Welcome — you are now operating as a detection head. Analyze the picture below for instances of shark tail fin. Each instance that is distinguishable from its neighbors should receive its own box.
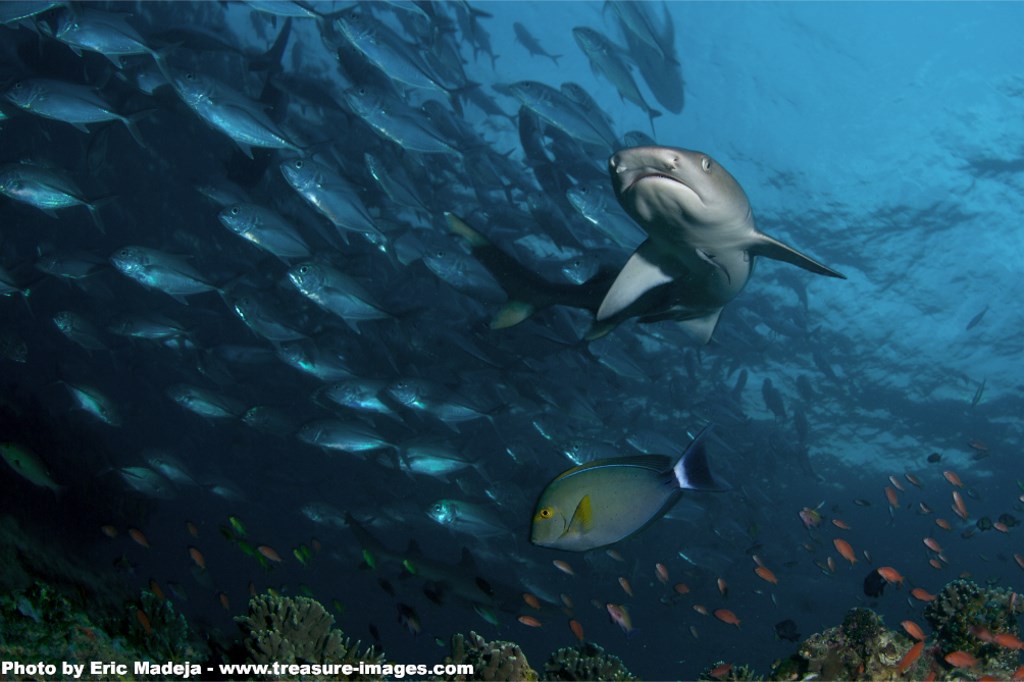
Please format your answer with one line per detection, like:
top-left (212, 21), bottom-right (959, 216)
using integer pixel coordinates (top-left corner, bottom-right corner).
top-left (751, 234), bottom-right (846, 279)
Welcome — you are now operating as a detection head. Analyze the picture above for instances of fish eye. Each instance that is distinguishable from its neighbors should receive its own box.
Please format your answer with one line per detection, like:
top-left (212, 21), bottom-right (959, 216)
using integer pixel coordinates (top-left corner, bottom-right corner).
top-left (185, 72), bottom-right (195, 81)
top-left (538, 507), bottom-right (553, 519)
top-left (701, 157), bottom-right (713, 173)
top-left (298, 265), bottom-right (309, 274)
top-left (230, 207), bottom-right (240, 215)
top-left (294, 160), bottom-right (303, 169)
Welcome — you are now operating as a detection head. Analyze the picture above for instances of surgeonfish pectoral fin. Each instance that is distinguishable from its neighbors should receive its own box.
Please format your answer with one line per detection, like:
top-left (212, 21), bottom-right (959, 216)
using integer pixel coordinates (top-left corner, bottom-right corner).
top-left (596, 240), bottom-right (676, 321)
top-left (490, 301), bottom-right (535, 329)
top-left (672, 425), bottom-right (724, 492)
top-left (677, 308), bottom-right (723, 346)
top-left (750, 233), bottom-right (846, 279)
top-left (565, 495), bottom-right (593, 537)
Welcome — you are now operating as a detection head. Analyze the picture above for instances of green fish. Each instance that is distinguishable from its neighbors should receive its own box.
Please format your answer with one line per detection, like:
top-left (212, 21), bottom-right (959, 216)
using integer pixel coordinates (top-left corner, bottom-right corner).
top-left (530, 425), bottom-right (721, 551)
top-left (228, 515), bottom-right (248, 537)
top-left (0, 443), bottom-right (65, 496)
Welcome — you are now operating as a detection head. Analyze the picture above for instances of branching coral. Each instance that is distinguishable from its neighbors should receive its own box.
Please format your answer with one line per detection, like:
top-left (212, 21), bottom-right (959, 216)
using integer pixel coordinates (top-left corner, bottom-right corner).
top-left (924, 578), bottom-right (1023, 669)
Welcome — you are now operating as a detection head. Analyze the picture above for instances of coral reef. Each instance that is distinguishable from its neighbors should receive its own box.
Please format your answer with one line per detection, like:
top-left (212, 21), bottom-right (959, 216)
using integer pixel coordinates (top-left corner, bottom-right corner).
top-left (543, 642), bottom-right (637, 681)
top-left (924, 578), bottom-right (1024, 670)
top-left (0, 582), bottom-right (153, 681)
top-left (770, 607), bottom-right (915, 681)
top-left (125, 590), bottom-right (208, 663)
top-left (436, 631), bottom-right (538, 681)
top-left (698, 660), bottom-right (761, 681)
top-left (235, 592), bottom-right (384, 680)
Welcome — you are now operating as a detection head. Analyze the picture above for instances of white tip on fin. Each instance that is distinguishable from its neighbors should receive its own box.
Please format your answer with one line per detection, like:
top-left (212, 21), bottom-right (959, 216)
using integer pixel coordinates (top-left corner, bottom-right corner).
top-left (596, 240), bottom-right (676, 321)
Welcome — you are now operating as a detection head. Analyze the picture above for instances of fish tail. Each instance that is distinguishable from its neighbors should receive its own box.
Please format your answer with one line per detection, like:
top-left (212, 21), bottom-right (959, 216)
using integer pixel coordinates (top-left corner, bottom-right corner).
top-left (490, 301), bottom-right (535, 329)
top-left (122, 110), bottom-right (155, 149)
top-left (446, 212), bottom-right (489, 248)
top-left (672, 425), bottom-right (723, 491)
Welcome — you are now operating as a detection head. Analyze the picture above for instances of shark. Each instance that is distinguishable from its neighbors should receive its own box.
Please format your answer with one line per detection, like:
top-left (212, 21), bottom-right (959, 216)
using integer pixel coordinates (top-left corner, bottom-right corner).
top-left (597, 146), bottom-right (846, 344)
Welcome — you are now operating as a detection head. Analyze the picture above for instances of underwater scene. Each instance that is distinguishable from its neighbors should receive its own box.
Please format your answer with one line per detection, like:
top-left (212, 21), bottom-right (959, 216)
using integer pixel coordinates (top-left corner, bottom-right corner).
top-left (1, 1), bottom-right (1023, 680)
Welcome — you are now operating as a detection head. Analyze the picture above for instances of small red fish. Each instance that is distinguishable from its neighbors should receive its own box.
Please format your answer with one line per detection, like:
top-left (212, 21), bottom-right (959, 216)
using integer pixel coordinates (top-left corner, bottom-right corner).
top-left (717, 577), bottom-right (728, 597)
top-left (693, 604), bottom-right (709, 616)
top-left (833, 538), bottom-right (857, 565)
top-left (673, 583), bottom-right (690, 595)
top-left (889, 475), bottom-right (905, 492)
top-left (188, 546), bottom-right (205, 570)
top-left (877, 566), bottom-right (904, 586)
top-left (522, 593), bottom-right (541, 610)
top-left (148, 579), bottom-right (164, 601)
top-left (952, 491), bottom-right (968, 520)
top-left (517, 615), bottom-right (542, 628)
top-left (901, 620), bottom-right (926, 641)
top-left (569, 619), bottom-right (584, 642)
top-left (136, 609), bottom-right (152, 635)
top-left (943, 470), bottom-right (964, 487)
top-left (128, 528), bottom-right (149, 548)
top-left (905, 472), bottom-right (922, 488)
top-left (553, 559), bottom-right (574, 576)
top-left (897, 641), bottom-right (923, 673)
top-left (218, 592), bottom-right (230, 610)
top-left (257, 545), bottom-right (282, 562)
top-left (935, 518), bottom-right (952, 531)
top-left (755, 566), bottom-right (778, 584)
top-left (655, 563), bottom-right (669, 584)
top-left (713, 608), bottom-right (741, 628)
top-left (831, 518), bottom-right (851, 530)
top-left (944, 650), bottom-right (979, 668)
top-left (618, 576), bottom-right (633, 597)
top-left (709, 663), bottom-right (733, 679)
top-left (100, 524), bottom-right (118, 538)
top-left (884, 486), bottom-right (899, 508)
top-left (606, 603), bottom-right (633, 634)
top-left (911, 587), bottom-right (936, 602)
top-left (186, 521), bottom-right (199, 538)
top-left (923, 537), bottom-right (942, 553)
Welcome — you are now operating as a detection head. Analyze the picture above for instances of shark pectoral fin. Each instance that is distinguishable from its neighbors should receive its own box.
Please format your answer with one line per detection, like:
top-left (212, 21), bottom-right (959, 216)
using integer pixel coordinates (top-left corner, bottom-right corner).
top-left (677, 308), bottom-right (723, 345)
top-left (751, 234), bottom-right (846, 279)
top-left (491, 301), bottom-right (535, 329)
top-left (596, 241), bottom-right (676, 321)
top-left (564, 495), bottom-right (592, 537)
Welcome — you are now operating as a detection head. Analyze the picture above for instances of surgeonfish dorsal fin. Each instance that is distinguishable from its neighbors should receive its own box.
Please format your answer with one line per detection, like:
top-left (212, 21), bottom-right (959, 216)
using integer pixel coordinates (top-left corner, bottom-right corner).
top-left (749, 233), bottom-right (846, 279)
top-left (566, 494), bottom-right (593, 536)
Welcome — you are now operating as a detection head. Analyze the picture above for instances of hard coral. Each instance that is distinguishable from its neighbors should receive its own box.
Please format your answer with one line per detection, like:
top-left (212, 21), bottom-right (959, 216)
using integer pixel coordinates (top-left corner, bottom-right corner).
top-left (437, 631), bottom-right (538, 681)
top-left (923, 578), bottom-right (1023, 669)
top-left (544, 642), bottom-right (637, 681)
top-left (235, 592), bottom-right (383, 680)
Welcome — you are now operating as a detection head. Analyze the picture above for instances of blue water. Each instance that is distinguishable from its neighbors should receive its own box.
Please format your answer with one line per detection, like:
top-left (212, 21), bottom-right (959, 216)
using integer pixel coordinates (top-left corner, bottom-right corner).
top-left (1, 2), bottom-right (1022, 679)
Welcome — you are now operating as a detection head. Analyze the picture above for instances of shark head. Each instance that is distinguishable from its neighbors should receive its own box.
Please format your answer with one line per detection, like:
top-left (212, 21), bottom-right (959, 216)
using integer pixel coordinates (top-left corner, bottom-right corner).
top-left (596, 146), bottom-right (845, 344)
top-left (609, 146), bottom-right (752, 246)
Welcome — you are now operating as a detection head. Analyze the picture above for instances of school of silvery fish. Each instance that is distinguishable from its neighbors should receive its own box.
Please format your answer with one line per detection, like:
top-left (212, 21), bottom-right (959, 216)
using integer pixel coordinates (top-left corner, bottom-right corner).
top-left (0, 0), bottom-right (854, 669)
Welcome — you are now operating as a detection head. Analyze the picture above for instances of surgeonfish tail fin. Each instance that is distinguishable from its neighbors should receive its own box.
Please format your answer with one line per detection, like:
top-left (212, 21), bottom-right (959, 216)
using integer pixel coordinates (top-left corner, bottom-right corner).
top-left (672, 424), bottom-right (723, 492)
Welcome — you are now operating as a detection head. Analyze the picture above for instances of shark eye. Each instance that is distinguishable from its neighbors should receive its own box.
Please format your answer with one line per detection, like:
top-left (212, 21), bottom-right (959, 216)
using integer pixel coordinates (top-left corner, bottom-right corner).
top-left (701, 157), bottom-right (713, 173)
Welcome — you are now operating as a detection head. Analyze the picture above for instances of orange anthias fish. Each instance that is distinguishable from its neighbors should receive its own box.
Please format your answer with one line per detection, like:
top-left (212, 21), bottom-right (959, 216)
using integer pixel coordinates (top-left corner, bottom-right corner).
top-left (833, 538), bottom-right (857, 565)
top-left (944, 651), bottom-right (979, 668)
top-left (186, 521), bottom-right (200, 538)
top-left (884, 486), bottom-right (899, 508)
top-left (942, 470), bottom-right (963, 487)
top-left (877, 566), bottom-right (904, 586)
top-left (553, 559), bottom-right (575, 576)
top-left (709, 663), bottom-right (733, 679)
top-left (128, 528), bottom-right (149, 548)
top-left (994, 633), bottom-right (1024, 650)
top-left (901, 620), bottom-right (926, 641)
top-left (517, 615), bottom-right (542, 628)
top-left (655, 563), bottom-right (670, 584)
top-left (897, 641), bottom-right (924, 673)
top-left (100, 524), bottom-right (118, 538)
top-left (188, 546), bottom-right (205, 570)
top-left (1015, 554), bottom-right (1024, 570)
top-left (935, 518), bottom-right (952, 531)
top-left (889, 475), bottom-right (905, 492)
top-left (136, 609), bottom-right (152, 636)
top-left (569, 619), bottom-right (584, 642)
top-left (257, 545), bottom-right (282, 562)
top-left (831, 518), bottom-right (851, 530)
top-left (923, 537), bottom-right (943, 553)
top-left (755, 566), bottom-right (778, 584)
top-left (717, 577), bottom-right (728, 597)
top-left (911, 587), bottom-right (936, 602)
top-left (713, 608), bottom-right (741, 628)
top-left (522, 593), bottom-right (541, 610)
top-left (952, 491), bottom-right (969, 520)
top-left (218, 592), bottom-right (230, 610)
top-left (618, 577), bottom-right (633, 597)
top-left (674, 583), bottom-right (690, 595)
top-left (607, 603), bottom-right (634, 634)
top-left (905, 472), bottom-right (922, 488)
